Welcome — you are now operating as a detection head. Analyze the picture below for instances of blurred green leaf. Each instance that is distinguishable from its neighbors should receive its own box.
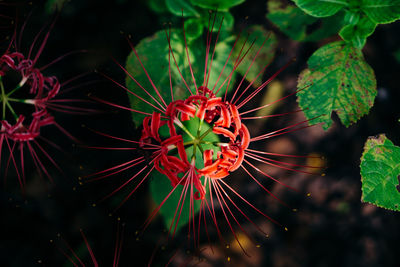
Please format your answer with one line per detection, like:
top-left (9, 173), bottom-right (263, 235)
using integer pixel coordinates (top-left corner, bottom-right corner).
top-left (126, 29), bottom-right (236, 127)
top-left (360, 134), bottom-right (400, 211)
top-left (147, 0), bottom-right (169, 14)
top-left (218, 12), bottom-right (234, 32)
top-left (343, 9), bottom-right (361, 25)
top-left (166, 0), bottom-right (200, 17)
top-left (267, 0), bottom-right (317, 41)
top-left (184, 18), bottom-right (204, 40)
top-left (339, 15), bottom-right (377, 48)
top-left (305, 13), bottom-right (345, 41)
top-left (233, 25), bottom-right (277, 88)
top-left (149, 170), bottom-right (203, 233)
top-left (297, 41), bottom-right (377, 130)
top-left (361, 0), bottom-right (400, 24)
top-left (267, 0), bottom-right (344, 41)
top-left (190, 0), bottom-right (245, 11)
top-left (293, 0), bottom-right (348, 17)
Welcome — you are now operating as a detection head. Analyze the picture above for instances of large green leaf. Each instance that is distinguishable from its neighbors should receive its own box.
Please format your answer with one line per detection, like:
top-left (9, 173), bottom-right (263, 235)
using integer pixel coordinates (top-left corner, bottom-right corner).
top-left (232, 25), bottom-right (277, 88)
top-left (297, 41), bottom-right (377, 130)
top-left (184, 18), bottom-right (204, 40)
top-left (190, 0), bottom-right (245, 11)
top-left (267, 0), bottom-right (317, 41)
top-left (294, 0), bottom-right (348, 17)
top-left (125, 29), bottom-right (236, 127)
top-left (361, 0), bottom-right (400, 24)
top-left (360, 134), bottom-right (400, 211)
top-left (267, 0), bottom-right (344, 41)
top-left (339, 15), bottom-right (377, 48)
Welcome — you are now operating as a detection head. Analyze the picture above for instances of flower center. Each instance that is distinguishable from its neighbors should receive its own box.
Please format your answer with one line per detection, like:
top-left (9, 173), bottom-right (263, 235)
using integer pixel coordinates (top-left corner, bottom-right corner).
top-left (140, 87), bottom-right (250, 187)
top-left (0, 53), bottom-right (59, 141)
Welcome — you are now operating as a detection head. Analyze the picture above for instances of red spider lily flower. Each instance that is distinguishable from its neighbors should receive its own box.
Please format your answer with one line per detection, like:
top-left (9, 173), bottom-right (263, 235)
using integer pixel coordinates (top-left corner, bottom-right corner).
top-left (0, 17), bottom-right (92, 192)
top-left (88, 13), bottom-right (321, 254)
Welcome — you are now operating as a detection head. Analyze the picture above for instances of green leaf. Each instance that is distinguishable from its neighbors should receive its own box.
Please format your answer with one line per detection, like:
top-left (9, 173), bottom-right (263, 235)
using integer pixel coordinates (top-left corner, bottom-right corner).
top-left (267, 0), bottom-right (344, 41)
top-left (166, 0), bottom-right (200, 17)
top-left (297, 41), bottom-right (377, 130)
top-left (126, 29), bottom-right (236, 127)
top-left (219, 12), bottom-right (234, 32)
top-left (190, 0), bottom-right (245, 11)
top-left (304, 12), bottom-right (346, 41)
top-left (339, 15), bottom-right (377, 48)
top-left (361, 0), bottom-right (400, 24)
top-left (233, 25), bottom-right (277, 87)
top-left (360, 134), bottom-right (400, 211)
top-left (343, 9), bottom-right (361, 25)
top-left (147, 0), bottom-right (169, 14)
top-left (184, 18), bottom-right (204, 40)
top-left (150, 170), bottom-right (203, 232)
top-left (267, 0), bottom-right (317, 41)
top-left (293, 0), bottom-right (348, 17)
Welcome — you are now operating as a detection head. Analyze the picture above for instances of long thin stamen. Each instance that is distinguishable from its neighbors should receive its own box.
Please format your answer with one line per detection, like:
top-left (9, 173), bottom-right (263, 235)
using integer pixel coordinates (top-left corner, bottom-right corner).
top-left (104, 62), bottom-right (166, 112)
top-left (230, 33), bottom-right (271, 104)
top-left (182, 11), bottom-right (198, 94)
top-left (163, 26), bottom-right (193, 96)
top-left (237, 59), bottom-right (294, 109)
top-left (205, 13), bottom-right (224, 89)
top-left (242, 162), bottom-right (292, 206)
top-left (211, 179), bottom-right (250, 257)
top-left (239, 84), bottom-right (311, 116)
top-left (126, 37), bottom-right (168, 109)
top-left (80, 229), bottom-right (99, 267)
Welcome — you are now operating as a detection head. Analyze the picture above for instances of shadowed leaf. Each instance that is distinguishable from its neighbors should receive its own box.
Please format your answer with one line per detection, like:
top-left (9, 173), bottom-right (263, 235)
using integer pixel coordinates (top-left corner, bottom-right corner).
top-left (267, 0), bottom-right (344, 41)
top-left (361, 0), bottom-right (400, 24)
top-left (190, 0), bottom-right (245, 11)
top-left (293, 0), bottom-right (347, 17)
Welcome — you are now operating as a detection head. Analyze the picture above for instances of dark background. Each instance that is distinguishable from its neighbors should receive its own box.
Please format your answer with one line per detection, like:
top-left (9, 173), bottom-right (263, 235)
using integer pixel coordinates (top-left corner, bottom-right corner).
top-left (1, 0), bottom-right (400, 266)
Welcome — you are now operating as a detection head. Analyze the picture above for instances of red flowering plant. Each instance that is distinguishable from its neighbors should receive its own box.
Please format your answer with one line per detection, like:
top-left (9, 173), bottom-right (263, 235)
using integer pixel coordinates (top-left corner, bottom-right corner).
top-left (0, 17), bottom-right (91, 192)
top-left (88, 12), bottom-right (320, 255)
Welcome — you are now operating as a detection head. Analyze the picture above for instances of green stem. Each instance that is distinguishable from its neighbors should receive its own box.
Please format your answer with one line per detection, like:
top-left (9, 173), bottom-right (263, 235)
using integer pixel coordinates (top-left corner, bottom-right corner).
top-left (5, 101), bottom-right (18, 120)
top-left (1, 77), bottom-right (6, 120)
top-left (7, 98), bottom-right (31, 104)
top-left (192, 143), bottom-right (197, 160)
top-left (175, 120), bottom-right (196, 140)
top-left (6, 84), bottom-right (22, 97)
top-left (183, 140), bottom-right (195, 146)
top-left (199, 126), bottom-right (214, 140)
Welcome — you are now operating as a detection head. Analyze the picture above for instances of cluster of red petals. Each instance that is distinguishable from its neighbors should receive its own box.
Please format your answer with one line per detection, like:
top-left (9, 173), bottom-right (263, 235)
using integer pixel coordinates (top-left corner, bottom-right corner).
top-left (139, 87), bottom-right (250, 200)
top-left (0, 51), bottom-right (60, 141)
